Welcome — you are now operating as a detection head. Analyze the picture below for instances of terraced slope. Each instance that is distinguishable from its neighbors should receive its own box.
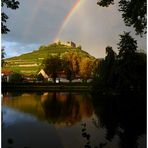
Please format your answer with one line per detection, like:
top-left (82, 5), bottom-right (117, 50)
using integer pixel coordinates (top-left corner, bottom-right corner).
top-left (3, 43), bottom-right (95, 75)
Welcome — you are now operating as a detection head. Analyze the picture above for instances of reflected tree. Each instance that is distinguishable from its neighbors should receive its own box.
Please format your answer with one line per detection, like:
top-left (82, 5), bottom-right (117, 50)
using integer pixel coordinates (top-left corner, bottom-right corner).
top-left (41, 92), bottom-right (93, 125)
top-left (92, 93), bottom-right (146, 148)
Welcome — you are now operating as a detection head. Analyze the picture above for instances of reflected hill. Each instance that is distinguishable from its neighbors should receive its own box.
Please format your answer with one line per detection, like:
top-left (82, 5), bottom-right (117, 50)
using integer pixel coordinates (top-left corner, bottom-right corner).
top-left (2, 92), bottom-right (93, 126)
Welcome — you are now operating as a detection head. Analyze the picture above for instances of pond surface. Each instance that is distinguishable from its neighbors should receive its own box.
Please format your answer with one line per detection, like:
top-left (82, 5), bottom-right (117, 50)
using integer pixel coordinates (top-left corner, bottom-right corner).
top-left (2, 92), bottom-right (146, 148)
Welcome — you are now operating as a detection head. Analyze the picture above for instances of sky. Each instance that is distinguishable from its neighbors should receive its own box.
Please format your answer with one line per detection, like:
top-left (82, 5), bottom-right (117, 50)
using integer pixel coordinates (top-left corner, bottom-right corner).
top-left (2, 0), bottom-right (146, 58)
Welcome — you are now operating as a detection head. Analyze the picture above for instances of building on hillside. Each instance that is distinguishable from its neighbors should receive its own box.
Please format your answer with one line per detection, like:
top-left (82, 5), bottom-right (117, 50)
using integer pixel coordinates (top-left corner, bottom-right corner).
top-left (65, 41), bottom-right (76, 48)
top-left (55, 40), bottom-right (76, 48)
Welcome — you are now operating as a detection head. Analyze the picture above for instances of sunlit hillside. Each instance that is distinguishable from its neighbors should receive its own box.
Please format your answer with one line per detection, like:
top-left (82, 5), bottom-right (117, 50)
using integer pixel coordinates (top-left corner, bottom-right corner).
top-left (3, 42), bottom-right (96, 75)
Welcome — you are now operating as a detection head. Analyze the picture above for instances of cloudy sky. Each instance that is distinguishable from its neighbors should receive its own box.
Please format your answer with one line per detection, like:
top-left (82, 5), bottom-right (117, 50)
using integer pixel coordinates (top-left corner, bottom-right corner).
top-left (2, 0), bottom-right (146, 58)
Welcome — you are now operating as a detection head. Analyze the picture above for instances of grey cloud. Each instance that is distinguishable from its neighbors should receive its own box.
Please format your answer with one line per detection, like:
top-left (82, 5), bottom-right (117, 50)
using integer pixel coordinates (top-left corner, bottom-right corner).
top-left (2, 0), bottom-right (77, 44)
top-left (59, 0), bottom-right (146, 58)
top-left (2, 0), bottom-right (146, 58)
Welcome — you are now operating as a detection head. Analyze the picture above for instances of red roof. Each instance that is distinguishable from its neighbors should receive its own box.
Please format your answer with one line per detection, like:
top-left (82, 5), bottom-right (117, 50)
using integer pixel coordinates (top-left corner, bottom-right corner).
top-left (2, 70), bottom-right (13, 75)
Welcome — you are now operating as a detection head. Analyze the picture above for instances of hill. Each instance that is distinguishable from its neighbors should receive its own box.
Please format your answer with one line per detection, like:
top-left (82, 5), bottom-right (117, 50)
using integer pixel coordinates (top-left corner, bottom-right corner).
top-left (3, 42), bottom-right (96, 75)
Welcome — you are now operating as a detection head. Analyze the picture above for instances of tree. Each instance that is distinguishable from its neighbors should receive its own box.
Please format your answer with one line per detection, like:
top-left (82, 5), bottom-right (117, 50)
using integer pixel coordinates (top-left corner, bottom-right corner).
top-left (1, 46), bottom-right (6, 67)
top-left (62, 51), bottom-right (80, 78)
top-left (77, 45), bottom-right (82, 50)
top-left (35, 74), bottom-right (44, 82)
top-left (92, 46), bottom-right (117, 93)
top-left (97, 0), bottom-right (146, 36)
top-left (79, 58), bottom-right (93, 82)
top-left (43, 55), bottom-right (62, 83)
top-left (105, 46), bottom-right (116, 65)
top-left (9, 72), bottom-right (23, 83)
top-left (117, 32), bottom-right (137, 59)
top-left (2, 0), bottom-right (20, 34)
top-left (62, 59), bottom-right (74, 83)
top-left (115, 32), bottom-right (146, 93)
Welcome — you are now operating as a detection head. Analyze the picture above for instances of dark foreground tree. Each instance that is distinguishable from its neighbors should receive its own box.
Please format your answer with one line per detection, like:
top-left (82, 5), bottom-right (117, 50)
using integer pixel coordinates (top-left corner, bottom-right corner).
top-left (93, 32), bottom-right (146, 94)
top-left (117, 32), bottom-right (137, 58)
top-left (1, 46), bottom-right (6, 67)
top-left (92, 46), bottom-right (117, 93)
top-left (97, 0), bottom-right (146, 36)
top-left (116, 32), bottom-right (146, 93)
top-left (2, 0), bottom-right (20, 34)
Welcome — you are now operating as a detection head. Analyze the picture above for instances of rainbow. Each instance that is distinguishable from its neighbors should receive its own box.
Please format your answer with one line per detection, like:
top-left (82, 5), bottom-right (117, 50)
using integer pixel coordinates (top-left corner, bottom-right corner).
top-left (54, 0), bottom-right (84, 42)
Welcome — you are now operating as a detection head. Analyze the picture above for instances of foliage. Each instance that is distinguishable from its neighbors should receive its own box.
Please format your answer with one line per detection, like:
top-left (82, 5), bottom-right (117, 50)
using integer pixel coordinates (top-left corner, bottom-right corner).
top-left (62, 51), bottom-right (81, 78)
top-left (4, 43), bottom-right (94, 75)
top-left (1, 46), bottom-right (6, 67)
top-left (93, 32), bottom-right (146, 94)
top-left (97, 0), bottom-right (146, 36)
top-left (9, 72), bottom-right (23, 83)
top-left (117, 32), bottom-right (137, 58)
top-left (2, 0), bottom-right (20, 34)
top-left (92, 46), bottom-right (117, 92)
top-left (79, 58), bottom-right (93, 82)
top-left (43, 55), bottom-right (62, 83)
top-left (97, 0), bottom-right (114, 7)
top-left (62, 59), bottom-right (74, 82)
top-left (62, 51), bottom-right (96, 82)
top-left (35, 74), bottom-right (44, 82)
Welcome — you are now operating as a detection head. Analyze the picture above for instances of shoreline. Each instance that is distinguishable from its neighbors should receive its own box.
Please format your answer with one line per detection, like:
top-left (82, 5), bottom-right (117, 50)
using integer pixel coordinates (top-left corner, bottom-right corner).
top-left (2, 82), bottom-right (91, 92)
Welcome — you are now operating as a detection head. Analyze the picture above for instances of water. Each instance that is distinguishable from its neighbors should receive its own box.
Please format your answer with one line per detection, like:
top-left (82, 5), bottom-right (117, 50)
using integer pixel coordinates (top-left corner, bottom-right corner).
top-left (2, 92), bottom-right (146, 148)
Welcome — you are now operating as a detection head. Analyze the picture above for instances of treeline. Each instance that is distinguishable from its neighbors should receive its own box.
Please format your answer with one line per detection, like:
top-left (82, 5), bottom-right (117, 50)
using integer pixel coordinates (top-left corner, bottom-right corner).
top-left (92, 32), bottom-right (146, 95)
top-left (41, 51), bottom-right (96, 83)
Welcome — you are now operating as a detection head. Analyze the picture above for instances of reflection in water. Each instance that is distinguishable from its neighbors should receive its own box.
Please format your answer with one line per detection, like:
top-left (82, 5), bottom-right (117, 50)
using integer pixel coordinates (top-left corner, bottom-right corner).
top-left (2, 92), bottom-right (146, 148)
top-left (42, 92), bottom-right (93, 125)
top-left (92, 93), bottom-right (146, 148)
top-left (3, 92), bottom-right (93, 126)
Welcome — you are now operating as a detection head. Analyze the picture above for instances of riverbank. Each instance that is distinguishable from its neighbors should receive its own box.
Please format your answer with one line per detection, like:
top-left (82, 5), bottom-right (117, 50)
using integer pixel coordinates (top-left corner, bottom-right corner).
top-left (2, 82), bottom-right (91, 92)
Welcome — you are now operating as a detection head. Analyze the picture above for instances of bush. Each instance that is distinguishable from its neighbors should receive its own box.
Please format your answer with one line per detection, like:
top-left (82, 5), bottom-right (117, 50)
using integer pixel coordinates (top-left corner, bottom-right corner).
top-left (9, 73), bottom-right (23, 83)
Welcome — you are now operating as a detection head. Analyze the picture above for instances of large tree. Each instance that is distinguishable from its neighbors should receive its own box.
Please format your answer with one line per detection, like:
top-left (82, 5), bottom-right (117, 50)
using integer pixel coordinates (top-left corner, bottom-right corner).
top-left (62, 59), bottom-right (74, 83)
top-left (2, 0), bottom-right (20, 34)
top-left (79, 57), bottom-right (93, 82)
top-left (62, 51), bottom-right (80, 77)
top-left (43, 56), bottom-right (62, 83)
top-left (97, 0), bottom-right (146, 36)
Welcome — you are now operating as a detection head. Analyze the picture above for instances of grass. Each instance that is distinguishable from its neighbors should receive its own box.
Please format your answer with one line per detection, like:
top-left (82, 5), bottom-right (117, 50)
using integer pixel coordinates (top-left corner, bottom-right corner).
top-left (4, 43), bottom-right (95, 75)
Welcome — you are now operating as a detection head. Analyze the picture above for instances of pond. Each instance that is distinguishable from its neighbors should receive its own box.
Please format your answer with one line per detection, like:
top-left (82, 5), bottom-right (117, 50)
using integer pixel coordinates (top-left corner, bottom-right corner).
top-left (2, 92), bottom-right (146, 148)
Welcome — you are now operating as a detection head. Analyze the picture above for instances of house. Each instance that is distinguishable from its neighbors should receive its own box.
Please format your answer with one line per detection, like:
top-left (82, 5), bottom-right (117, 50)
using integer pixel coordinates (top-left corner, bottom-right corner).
top-left (1, 70), bottom-right (13, 82)
top-left (38, 69), bottom-right (49, 79)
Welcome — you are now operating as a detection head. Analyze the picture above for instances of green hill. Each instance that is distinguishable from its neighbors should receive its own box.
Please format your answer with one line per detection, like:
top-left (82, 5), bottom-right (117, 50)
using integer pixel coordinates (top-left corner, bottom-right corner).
top-left (3, 42), bottom-right (95, 75)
